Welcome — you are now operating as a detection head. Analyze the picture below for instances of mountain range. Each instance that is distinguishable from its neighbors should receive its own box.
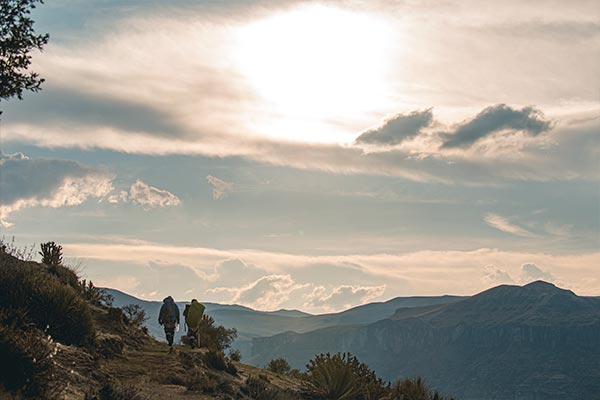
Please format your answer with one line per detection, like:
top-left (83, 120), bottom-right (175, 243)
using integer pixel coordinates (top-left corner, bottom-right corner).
top-left (251, 281), bottom-right (600, 400)
top-left (105, 287), bottom-right (462, 356)
top-left (106, 281), bottom-right (600, 399)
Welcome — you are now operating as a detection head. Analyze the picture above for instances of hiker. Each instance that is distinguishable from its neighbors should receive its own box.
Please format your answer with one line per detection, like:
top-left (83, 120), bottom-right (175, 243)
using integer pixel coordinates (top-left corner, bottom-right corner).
top-left (183, 299), bottom-right (205, 348)
top-left (158, 296), bottom-right (180, 347)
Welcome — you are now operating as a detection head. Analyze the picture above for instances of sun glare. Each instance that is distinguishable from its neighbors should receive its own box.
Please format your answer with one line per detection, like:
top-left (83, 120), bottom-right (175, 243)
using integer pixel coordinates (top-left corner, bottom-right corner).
top-left (233, 5), bottom-right (392, 143)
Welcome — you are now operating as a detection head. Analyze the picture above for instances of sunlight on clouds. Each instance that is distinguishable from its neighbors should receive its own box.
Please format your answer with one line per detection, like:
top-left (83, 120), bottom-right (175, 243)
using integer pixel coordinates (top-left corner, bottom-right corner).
top-left (63, 241), bottom-right (600, 306)
top-left (233, 4), bottom-right (394, 143)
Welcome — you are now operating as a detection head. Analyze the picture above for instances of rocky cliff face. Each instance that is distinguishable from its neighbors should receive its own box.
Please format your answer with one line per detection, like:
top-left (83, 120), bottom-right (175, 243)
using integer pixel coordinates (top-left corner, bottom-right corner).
top-left (251, 281), bottom-right (600, 400)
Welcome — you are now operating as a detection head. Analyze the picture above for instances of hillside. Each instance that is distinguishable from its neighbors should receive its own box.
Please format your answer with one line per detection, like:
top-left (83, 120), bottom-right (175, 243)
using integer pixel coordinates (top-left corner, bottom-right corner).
top-left (0, 251), bottom-right (307, 399)
top-left (0, 248), bottom-right (456, 400)
top-left (250, 281), bottom-right (600, 400)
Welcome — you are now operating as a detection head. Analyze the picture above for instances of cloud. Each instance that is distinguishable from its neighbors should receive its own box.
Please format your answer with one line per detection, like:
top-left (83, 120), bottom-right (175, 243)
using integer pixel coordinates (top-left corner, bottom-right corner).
top-left (544, 222), bottom-right (573, 237)
top-left (484, 213), bottom-right (536, 237)
top-left (305, 284), bottom-right (386, 312)
top-left (355, 109), bottom-right (433, 146)
top-left (207, 274), bottom-right (308, 310)
top-left (0, 152), bottom-right (113, 227)
top-left (66, 240), bottom-right (600, 305)
top-left (211, 259), bottom-right (265, 286)
top-left (482, 265), bottom-right (514, 284)
top-left (207, 175), bottom-right (233, 200)
top-left (520, 262), bottom-right (554, 282)
top-left (441, 104), bottom-right (552, 149)
top-left (121, 180), bottom-right (181, 208)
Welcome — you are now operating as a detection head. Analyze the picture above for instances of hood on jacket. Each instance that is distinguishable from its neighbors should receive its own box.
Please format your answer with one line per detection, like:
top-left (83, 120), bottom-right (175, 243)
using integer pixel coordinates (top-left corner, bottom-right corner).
top-left (163, 296), bottom-right (174, 303)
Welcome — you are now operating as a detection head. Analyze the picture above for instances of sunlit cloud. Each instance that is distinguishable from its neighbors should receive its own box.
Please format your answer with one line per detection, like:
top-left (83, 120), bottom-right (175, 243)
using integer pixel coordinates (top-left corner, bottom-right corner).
top-left (484, 213), bottom-right (536, 238)
top-left (305, 284), bottom-right (386, 312)
top-left (122, 180), bottom-right (181, 208)
top-left (63, 240), bottom-right (600, 307)
top-left (207, 175), bottom-right (234, 200)
top-left (0, 153), bottom-right (113, 227)
top-left (520, 262), bottom-right (554, 283)
top-left (482, 265), bottom-right (514, 284)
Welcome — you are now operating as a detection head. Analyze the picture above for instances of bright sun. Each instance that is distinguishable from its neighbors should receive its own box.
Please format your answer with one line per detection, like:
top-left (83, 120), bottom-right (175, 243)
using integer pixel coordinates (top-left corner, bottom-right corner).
top-left (233, 5), bottom-right (392, 143)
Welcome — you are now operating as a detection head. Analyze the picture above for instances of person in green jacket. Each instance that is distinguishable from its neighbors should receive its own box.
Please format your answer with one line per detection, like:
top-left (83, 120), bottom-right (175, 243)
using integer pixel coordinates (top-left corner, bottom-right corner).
top-left (183, 299), bottom-right (205, 348)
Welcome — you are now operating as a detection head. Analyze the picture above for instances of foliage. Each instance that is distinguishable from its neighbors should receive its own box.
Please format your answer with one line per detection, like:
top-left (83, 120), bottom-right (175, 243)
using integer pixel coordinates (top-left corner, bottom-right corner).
top-left (228, 348), bottom-right (242, 362)
top-left (268, 357), bottom-right (292, 374)
top-left (0, 309), bottom-right (63, 398)
top-left (185, 368), bottom-right (219, 393)
top-left (197, 314), bottom-right (237, 351)
top-left (39, 241), bottom-right (63, 266)
top-left (48, 261), bottom-right (79, 289)
top-left (304, 352), bottom-right (389, 400)
top-left (245, 374), bottom-right (301, 400)
top-left (121, 304), bottom-right (148, 327)
top-left (388, 377), bottom-right (456, 400)
top-left (80, 279), bottom-right (114, 307)
top-left (203, 349), bottom-right (226, 370)
top-left (0, 0), bottom-right (49, 104)
top-left (0, 236), bottom-right (36, 261)
top-left (0, 254), bottom-right (95, 345)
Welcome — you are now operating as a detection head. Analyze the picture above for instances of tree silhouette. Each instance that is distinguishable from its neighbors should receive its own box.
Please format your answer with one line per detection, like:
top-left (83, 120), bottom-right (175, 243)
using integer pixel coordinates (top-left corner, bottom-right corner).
top-left (1, 0), bottom-right (49, 105)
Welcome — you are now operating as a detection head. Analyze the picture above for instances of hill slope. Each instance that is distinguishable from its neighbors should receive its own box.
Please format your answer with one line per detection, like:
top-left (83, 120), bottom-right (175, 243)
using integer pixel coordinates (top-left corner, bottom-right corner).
top-left (251, 281), bottom-right (600, 400)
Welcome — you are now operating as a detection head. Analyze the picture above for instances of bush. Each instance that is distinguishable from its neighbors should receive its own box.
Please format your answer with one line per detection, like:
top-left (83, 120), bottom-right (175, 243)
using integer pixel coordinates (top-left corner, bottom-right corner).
top-left (304, 352), bottom-right (388, 400)
top-left (228, 348), bottom-right (242, 362)
top-left (389, 377), bottom-right (456, 400)
top-left (121, 304), bottom-right (148, 328)
top-left (268, 357), bottom-right (291, 374)
top-left (0, 255), bottom-right (95, 345)
top-left (0, 309), bottom-right (63, 398)
top-left (95, 333), bottom-right (124, 359)
top-left (39, 241), bottom-right (63, 266)
top-left (203, 349), bottom-right (228, 371)
top-left (0, 236), bottom-right (36, 261)
top-left (197, 314), bottom-right (237, 351)
top-left (245, 374), bottom-right (301, 400)
top-left (80, 279), bottom-right (114, 307)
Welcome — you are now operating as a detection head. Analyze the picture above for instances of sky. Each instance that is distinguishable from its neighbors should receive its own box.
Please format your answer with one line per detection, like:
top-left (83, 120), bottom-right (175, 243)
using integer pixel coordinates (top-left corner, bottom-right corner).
top-left (0, 0), bottom-right (598, 313)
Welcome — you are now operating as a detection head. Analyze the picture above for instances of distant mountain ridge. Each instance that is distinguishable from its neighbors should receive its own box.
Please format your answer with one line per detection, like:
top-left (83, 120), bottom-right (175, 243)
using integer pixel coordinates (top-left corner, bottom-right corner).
top-left (250, 281), bottom-right (600, 400)
top-left (103, 288), bottom-right (463, 354)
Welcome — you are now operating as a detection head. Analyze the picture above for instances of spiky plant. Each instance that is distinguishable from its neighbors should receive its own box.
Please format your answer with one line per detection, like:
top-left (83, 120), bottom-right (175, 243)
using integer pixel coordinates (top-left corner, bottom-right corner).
top-left (305, 353), bottom-right (377, 400)
top-left (39, 241), bottom-right (62, 266)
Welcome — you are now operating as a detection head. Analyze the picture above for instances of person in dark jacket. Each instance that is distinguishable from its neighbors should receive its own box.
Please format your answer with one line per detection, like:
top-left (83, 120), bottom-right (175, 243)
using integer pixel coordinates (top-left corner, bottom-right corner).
top-left (158, 296), bottom-right (180, 346)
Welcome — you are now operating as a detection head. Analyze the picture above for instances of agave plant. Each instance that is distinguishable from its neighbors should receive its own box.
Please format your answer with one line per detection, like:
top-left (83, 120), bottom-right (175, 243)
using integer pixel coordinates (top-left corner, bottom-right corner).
top-left (306, 353), bottom-right (379, 400)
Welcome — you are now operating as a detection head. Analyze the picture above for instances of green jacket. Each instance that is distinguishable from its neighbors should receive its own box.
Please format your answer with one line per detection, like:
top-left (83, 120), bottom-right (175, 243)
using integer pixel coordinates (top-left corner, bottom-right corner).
top-left (184, 300), bottom-right (205, 328)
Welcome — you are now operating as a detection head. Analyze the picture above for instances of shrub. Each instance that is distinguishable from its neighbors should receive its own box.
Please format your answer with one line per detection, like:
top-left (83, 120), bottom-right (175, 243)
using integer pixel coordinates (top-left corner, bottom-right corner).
top-left (197, 314), bottom-right (237, 351)
top-left (121, 304), bottom-right (148, 328)
top-left (228, 348), bottom-right (242, 362)
top-left (95, 333), bottom-right (124, 359)
top-left (245, 374), bottom-right (301, 400)
top-left (389, 377), bottom-right (456, 400)
top-left (304, 352), bottom-right (388, 400)
top-left (80, 279), bottom-right (114, 307)
top-left (0, 256), bottom-right (95, 345)
top-left (39, 241), bottom-right (63, 266)
top-left (268, 357), bottom-right (291, 374)
top-left (185, 368), bottom-right (219, 393)
top-left (203, 349), bottom-right (228, 371)
top-left (0, 309), bottom-right (63, 398)
top-left (0, 236), bottom-right (36, 261)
